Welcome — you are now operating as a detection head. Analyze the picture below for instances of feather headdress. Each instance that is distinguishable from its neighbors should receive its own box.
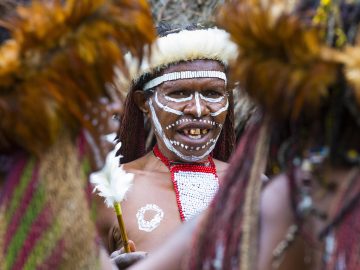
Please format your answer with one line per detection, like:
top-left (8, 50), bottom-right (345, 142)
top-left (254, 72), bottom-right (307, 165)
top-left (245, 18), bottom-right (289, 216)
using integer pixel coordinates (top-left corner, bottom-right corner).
top-left (217, 0), bottom-right (360, 119)
top-left (0, 0), bottom-right (155, 155)
top-left (217, 0), bottom-right (339, 118)
top-left (114, 27), bottom-right (238, 92)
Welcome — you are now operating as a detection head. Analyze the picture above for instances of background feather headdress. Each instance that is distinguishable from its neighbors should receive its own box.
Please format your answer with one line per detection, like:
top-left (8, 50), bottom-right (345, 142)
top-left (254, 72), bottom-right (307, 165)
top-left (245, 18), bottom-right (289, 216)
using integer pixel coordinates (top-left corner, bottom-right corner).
top-left (217, 0), bottom-right (360, 120)
top-left (0, 0), bottom-right (155, 156)
top-left (197, 1), bottom-right (360, 269)
top-left (216, 0), bottom-right (340, 119)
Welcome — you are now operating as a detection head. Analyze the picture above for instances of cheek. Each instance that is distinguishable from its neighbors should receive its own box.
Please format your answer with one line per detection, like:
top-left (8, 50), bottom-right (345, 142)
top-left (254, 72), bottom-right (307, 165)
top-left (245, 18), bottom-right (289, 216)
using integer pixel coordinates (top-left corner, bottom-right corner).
top-left (209, 101), bottom-right (228, 122)
top-left (215, 111), bottom-right (227, 125)
top-left (150, 107), bottom-right (178, 132)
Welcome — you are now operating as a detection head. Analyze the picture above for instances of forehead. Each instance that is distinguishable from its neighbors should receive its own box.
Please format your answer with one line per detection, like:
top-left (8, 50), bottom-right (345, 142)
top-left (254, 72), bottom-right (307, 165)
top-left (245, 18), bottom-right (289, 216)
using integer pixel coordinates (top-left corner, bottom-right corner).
top-left (156, 60), bottom-right (226, 91)
top-left (161, 59), bottom-right (225, 74)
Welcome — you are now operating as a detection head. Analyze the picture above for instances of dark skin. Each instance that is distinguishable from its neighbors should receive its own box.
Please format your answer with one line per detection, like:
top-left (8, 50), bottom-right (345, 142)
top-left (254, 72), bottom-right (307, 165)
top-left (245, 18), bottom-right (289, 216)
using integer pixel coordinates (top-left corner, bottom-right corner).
top-left (128, 174), bottom-right (306, 270)
top-left (109, 59), bottom-right (230, 268)
top-left (134, 60), bottom-right (228, 162)
top-left (258, 174), bottom-right (308, 270)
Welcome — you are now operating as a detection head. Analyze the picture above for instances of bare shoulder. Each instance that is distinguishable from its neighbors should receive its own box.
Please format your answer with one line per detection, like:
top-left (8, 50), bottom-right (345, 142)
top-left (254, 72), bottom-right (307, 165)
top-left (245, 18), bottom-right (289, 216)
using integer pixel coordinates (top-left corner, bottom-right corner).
top-left (261, 173), bottom-right (293, 221)
top-left (212, 159), bottom-right (228, 182)
top-left (258, 173), bottom-right (298, 270)
top-left (121, 152), bottom-right (159, 174)
top-left (213, 158), bottom-right (228, 172)
top-left (122, 155), bottom-right (148, 171)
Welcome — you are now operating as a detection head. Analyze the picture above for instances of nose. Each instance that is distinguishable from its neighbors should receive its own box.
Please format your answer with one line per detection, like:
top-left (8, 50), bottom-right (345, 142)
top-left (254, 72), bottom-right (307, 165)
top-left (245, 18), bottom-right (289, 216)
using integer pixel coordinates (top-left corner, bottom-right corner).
top-left (183, 92), bottom-right (210, 118)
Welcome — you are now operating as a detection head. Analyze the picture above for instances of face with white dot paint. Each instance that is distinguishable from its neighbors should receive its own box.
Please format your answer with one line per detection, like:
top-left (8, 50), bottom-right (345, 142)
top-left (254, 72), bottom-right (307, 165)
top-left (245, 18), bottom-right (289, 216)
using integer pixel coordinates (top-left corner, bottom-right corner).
top-left (84, 97), bottom-right (122, 171)
top-left (144, 60), bottom-right (229, 162)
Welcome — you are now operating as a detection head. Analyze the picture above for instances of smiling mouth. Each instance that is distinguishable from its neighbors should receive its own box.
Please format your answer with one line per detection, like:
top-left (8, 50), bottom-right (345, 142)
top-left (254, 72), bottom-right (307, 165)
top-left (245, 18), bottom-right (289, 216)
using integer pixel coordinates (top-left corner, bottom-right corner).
top-left (181, 128), bottom-right (209, 139)
top-left (170, 125), bottom-right (217, 151)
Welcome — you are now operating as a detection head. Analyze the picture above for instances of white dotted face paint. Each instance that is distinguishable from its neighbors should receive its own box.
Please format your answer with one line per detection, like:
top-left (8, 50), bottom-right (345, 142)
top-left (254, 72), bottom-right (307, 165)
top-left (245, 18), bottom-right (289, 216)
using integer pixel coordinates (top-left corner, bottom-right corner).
top-left (144, 63), bottom-right (230, 162)
top-left (148, 98), bottom-right (219, 162)
top-left (136, 204), bottom-right (164, 232)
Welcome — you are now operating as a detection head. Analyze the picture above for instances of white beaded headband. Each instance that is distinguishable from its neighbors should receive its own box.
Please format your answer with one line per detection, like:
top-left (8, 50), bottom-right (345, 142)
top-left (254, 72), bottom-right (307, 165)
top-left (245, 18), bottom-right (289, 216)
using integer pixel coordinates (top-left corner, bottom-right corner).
top-left (143, 70), bottom-right (227, 91)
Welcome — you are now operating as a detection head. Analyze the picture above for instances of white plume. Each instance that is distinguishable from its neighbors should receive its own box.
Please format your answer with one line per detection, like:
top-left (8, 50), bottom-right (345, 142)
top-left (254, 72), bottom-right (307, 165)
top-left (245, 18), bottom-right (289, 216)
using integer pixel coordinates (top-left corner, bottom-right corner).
top-left (90, 142), bottom-right (134, 208)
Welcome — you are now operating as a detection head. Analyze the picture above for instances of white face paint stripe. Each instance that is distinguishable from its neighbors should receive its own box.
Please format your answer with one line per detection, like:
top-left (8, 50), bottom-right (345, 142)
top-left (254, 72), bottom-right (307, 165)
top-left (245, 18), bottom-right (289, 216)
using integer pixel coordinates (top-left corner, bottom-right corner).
top-left (195, 92), bottom-right (202, 118)
top-left (144, 71), bottom-right (227, 91)
top-left (210, 99), bottom-right (229, 117)
top-left (199, 94), bottom-right (224, 103)
top-left (148, 99), bottom-right (220, 162)
top-left (154, 92), bottom-right (184, 116)
top-left (164, 94), bottom-right (193, 103)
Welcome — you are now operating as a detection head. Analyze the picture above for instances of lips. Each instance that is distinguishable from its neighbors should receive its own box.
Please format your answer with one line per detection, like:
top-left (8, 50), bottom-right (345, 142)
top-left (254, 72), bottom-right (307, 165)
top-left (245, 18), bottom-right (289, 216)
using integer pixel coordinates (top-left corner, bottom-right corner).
top-left (169, 120), bottom-right (217, 150)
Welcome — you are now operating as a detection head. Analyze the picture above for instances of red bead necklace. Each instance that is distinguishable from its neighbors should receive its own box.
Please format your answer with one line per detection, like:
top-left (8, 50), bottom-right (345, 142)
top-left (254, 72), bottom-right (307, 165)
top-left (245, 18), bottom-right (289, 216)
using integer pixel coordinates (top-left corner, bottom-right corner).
top-left (153, 145), bottom-right (219, 221)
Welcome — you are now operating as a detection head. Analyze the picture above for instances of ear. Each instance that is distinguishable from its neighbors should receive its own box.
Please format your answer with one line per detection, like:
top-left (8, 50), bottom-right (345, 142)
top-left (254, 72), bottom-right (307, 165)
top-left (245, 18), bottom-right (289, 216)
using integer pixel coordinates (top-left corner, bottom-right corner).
top-left (133, 90), bottom-right (150, 114)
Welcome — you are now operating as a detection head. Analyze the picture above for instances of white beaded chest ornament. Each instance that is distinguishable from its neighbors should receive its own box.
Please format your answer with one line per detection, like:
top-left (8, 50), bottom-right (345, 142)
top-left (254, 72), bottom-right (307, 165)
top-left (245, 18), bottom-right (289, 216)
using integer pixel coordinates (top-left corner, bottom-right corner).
top-left (153, 145), bottom-right (219, 221)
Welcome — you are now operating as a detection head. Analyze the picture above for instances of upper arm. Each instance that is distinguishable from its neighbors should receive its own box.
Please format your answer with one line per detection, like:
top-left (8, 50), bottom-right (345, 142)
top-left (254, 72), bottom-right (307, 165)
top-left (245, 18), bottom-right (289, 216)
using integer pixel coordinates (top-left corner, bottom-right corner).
top-left (257, 174), bottom-right (295, 270)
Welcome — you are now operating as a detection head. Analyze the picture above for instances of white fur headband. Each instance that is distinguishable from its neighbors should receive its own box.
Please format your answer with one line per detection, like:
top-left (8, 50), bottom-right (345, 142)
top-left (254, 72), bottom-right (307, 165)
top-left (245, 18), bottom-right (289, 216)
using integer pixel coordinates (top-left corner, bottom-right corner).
top-left (114, 28), bottom-right (238, 94)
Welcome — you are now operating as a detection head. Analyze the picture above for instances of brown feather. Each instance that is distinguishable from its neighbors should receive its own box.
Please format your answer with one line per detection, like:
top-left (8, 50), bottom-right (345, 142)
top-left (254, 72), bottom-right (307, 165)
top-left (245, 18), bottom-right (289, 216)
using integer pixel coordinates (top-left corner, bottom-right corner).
top-left (343, 46), bottom-right (360, 105)
top-left (0, 0), bottom-right (155, 155)
top-left (216, 0), bottom-right (339, 119)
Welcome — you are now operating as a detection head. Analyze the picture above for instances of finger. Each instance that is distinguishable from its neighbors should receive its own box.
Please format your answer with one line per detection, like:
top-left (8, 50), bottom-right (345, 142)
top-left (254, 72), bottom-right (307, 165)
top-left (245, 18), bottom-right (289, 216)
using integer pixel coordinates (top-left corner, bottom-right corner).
top-left (112, 252), bottom-right (148, 269)
top-left (128, 240), bottom-right (136, 252)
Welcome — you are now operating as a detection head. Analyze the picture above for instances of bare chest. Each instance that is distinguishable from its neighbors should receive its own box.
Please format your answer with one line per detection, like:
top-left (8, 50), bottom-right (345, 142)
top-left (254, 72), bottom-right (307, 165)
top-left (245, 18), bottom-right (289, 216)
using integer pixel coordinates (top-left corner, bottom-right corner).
top-left (120, 173), bottom-right (182, 251)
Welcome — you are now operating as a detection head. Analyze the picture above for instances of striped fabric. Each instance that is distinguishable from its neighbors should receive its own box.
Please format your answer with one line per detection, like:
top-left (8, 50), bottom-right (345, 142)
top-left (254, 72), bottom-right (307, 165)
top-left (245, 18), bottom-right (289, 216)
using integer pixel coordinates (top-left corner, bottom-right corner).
top-left (0, 154), bottom-right (65, 270)
top-left (0, 134), bottom-right (100, 270)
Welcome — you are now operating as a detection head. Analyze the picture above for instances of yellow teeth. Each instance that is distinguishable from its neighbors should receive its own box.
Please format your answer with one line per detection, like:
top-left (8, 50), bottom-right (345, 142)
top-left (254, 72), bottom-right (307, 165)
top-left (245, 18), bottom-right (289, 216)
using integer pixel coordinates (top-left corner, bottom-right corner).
top-left (190, 128), bottom-right (201, 135)
top-left (186, 128), bottom-right (208, 136)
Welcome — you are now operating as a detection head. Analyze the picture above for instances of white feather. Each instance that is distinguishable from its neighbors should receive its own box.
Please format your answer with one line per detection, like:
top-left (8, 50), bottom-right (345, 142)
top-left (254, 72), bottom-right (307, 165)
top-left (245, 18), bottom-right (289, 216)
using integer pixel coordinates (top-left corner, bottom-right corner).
top-left (90, 142), bottom-right (134, 208)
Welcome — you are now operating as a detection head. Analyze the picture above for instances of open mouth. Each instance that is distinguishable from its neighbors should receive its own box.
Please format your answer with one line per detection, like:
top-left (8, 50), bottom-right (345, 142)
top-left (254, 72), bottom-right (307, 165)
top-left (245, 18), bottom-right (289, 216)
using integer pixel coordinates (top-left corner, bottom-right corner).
top-left (181, 128), bottom-right (209, 139)
top-left (168, 119), bottom-right (218, 151)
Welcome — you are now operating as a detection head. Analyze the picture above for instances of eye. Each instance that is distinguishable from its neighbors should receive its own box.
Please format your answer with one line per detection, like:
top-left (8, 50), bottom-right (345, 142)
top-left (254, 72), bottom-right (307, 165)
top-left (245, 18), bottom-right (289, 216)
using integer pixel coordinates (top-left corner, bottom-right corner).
top-left (112, 113), bottom-right (120, 121)
top-left (203, 90), bottom-right (224, 98)
top-left (167, 90), bottom-right (192, 98)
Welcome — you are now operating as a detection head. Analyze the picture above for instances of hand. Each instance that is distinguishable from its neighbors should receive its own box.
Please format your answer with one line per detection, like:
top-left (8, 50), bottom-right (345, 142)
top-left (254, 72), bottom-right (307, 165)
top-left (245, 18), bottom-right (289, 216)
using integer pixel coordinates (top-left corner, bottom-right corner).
top-left (110, 240), bottom-right (148, 269)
